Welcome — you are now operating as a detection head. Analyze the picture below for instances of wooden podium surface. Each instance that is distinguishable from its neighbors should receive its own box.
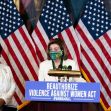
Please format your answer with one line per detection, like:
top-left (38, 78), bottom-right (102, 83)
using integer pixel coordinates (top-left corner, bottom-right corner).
top-left (48, 70), bottom-right (82, 82)
top-left (48, 70), bottom-right (81, 77)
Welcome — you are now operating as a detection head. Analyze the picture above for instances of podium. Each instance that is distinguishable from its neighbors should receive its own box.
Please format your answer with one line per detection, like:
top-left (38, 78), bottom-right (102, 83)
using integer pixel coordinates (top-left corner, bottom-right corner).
top-left (23, 71), bottom-right (102, 111)
top-left (48, 69), bottom-right (81, 82)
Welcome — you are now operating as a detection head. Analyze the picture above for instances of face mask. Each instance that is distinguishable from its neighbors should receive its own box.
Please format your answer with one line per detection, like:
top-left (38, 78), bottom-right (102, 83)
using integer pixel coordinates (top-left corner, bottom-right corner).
top-left (49, 51), bottom-right (63, 60)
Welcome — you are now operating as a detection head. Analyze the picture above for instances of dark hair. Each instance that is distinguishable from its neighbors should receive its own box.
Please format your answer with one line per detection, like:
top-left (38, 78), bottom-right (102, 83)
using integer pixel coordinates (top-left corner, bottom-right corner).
top-left (47, 38), bottom-right (68, 60)
top-left (0, 44), bottom-right (2, 54)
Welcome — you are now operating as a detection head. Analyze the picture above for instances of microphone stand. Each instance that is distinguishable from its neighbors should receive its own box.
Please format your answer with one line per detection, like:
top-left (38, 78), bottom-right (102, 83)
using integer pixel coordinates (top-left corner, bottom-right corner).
top-left (58, 51), bottom-right (64, 82)
top-left (51, 50), bottom-right (64, 82)
top-left (51, 59), bottom-right (61, 82)
top-left (52, 59), bottom-right (56, 70)
top-left (67, 65), bottom-right (72, 82)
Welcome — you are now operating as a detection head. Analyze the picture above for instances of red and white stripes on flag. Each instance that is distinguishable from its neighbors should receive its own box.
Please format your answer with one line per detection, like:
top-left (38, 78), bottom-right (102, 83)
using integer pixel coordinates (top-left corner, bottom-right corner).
top-left (0, 25), bottom-right (39, 105)
top-left (75, 0), bottom-right (111, 110)
top-left (32, 21), bottom-right (49, 62)
top-left (32, 21), bottom-right (80, 67)
top-left (76, 20), bottom-right (111, 110)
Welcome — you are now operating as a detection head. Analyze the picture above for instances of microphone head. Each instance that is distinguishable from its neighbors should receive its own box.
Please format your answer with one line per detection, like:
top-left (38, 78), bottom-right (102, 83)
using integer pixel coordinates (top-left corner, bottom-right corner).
top-left (68, 65), bottom-right (72, 70)
top-left (62, 65), bottom-right (68, 70)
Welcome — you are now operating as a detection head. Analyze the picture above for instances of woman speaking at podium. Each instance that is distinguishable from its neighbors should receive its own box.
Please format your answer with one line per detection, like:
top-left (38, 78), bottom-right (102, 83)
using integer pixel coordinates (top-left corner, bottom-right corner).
top-left (38, 38), bottom-right (86, 82)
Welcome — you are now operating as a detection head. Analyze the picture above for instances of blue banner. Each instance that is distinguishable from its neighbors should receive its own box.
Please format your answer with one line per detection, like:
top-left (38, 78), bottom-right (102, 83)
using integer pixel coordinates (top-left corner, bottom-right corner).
top-left (25, 81), bottom-right (100, 103)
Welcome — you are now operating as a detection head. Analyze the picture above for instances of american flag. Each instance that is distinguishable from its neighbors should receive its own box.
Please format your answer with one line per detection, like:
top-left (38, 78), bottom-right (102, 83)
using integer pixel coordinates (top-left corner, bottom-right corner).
top-left (75, 0), bottom-right (111, 110)
top-left (0, 0), bottom-right (38, 106)
top-left (31, 0), bottom-right (80, 67)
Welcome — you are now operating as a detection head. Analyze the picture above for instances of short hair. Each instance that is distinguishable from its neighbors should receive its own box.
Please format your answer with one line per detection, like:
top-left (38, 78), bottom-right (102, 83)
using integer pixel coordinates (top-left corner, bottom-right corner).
top-left (0, 44), bottom-right (2, 54)
top-left (47, 38), bottom-right (68, 60)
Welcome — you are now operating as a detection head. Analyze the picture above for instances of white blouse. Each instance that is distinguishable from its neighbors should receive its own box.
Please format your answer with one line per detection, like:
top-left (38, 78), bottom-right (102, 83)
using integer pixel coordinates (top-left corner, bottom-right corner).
top-left (0, 64), bottom-right (15, 107)
top-left (38, 59), bottom-right (86, 82)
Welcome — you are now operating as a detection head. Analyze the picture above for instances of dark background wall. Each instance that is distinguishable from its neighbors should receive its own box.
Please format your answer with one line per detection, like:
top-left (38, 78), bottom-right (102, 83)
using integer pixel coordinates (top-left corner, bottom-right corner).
top-left (70, 0), bottom-right (88, 25)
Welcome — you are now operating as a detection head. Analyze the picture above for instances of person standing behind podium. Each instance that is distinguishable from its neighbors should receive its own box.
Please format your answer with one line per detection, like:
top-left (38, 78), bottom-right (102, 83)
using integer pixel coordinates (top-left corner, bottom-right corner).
top-left (38, 38), bottom-right (86, 82)
top-left (0, 45), bottom-right (16, 111)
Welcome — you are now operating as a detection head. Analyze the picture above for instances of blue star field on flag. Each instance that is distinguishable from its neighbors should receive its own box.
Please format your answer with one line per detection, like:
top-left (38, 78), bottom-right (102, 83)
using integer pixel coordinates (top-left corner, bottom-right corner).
top-left (0, 0), bottom-right (23, 39)
top-left (39, 0), bottom-right (72, 38)
top-left (81, 0), bottom-right (111, 40)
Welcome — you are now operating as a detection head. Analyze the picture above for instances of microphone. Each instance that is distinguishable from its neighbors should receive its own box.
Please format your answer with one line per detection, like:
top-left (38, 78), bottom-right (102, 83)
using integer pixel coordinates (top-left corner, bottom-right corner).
top-left (58, 64), bottom-right (62, 70)
top-left (62, 65), bottom-right (67, 70)
top-left (68, 65), bottom-right (72, 70)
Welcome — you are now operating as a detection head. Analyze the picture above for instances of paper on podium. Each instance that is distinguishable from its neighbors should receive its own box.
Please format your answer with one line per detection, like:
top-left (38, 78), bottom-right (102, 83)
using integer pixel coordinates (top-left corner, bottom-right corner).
top-left (48, 70), bottom-right (81, 77)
